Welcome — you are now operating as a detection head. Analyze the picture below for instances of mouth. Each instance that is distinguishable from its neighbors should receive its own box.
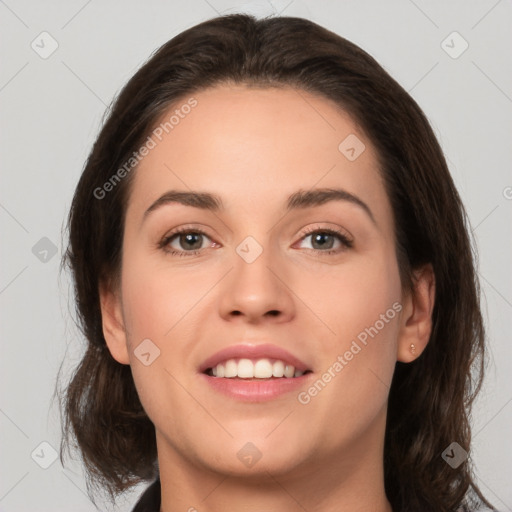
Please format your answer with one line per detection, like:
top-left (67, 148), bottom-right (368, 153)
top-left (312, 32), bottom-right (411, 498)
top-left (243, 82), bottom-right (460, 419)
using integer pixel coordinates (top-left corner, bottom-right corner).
top-left (203, 358), bottom-right (313, 379)
top-left (199, 344), bottom-right (314, 402)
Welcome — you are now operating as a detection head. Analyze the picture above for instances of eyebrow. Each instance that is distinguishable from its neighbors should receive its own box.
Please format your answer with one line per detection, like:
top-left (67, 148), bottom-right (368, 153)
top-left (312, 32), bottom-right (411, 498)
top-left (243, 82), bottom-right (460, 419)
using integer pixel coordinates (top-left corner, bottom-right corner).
top-left (143, 187), bottom-right (375, 224)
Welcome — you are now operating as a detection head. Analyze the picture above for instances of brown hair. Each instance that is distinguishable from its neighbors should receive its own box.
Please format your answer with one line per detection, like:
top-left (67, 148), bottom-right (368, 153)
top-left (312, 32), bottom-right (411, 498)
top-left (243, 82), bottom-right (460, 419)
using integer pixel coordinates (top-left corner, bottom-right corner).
top-left (56, 14), bottom-right (495, 511)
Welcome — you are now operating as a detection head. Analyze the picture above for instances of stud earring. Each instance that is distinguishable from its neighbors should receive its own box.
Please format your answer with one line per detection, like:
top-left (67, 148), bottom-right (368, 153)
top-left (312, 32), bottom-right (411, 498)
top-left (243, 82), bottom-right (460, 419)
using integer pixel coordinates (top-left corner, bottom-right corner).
top-left (410, 343), bottom-right (416, 355)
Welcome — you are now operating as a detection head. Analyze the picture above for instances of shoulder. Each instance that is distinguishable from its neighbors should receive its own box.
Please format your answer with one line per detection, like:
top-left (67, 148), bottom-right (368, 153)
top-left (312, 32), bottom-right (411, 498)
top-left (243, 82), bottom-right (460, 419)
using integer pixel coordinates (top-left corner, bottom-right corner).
top-left (131, 477), bottom-right (161, 512)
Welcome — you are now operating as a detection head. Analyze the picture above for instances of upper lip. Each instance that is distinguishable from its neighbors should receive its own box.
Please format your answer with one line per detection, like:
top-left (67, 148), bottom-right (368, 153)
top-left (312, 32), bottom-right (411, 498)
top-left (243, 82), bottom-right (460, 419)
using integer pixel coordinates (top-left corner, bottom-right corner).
top-left (199, 343), bottom-right (311, 373)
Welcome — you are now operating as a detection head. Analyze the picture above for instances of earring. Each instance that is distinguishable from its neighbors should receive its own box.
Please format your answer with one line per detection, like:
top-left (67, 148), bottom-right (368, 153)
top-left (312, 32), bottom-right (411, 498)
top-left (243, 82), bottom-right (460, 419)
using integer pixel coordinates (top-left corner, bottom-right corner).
top-left (410, 343), bottom-right (416, 355)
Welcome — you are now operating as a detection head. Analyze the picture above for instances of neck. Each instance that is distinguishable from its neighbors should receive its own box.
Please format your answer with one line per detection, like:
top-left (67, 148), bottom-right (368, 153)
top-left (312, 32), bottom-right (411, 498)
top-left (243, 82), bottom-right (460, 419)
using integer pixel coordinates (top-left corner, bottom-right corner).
top-left (156, 409), bottom-right (393, 512)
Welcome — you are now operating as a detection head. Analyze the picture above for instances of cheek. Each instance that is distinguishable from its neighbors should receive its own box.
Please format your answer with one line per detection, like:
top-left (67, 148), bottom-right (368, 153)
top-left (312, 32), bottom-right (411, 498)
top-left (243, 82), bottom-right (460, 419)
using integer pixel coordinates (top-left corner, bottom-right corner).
top-left (298, 247), bottom-right (401, 424)
top-left (120, 250), bottom-right (203, 341)
top-left (306, 247), bottom-right (402, 348)
top-left (338, 251), bottom-right (401, 374)
top-left (118, 251), bottom-right (197, 428)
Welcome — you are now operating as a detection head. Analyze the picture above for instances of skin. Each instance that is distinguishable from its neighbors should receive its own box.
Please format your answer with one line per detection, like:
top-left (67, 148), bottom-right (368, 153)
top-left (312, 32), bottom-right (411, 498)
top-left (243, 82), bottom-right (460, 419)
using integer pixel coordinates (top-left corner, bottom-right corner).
top-left (100, 84), bottom-right (435, 512)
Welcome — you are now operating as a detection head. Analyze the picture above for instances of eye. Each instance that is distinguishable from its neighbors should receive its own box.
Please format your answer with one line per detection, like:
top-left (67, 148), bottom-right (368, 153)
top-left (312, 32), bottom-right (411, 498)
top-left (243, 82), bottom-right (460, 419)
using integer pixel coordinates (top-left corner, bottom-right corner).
top-left (296, 227), bottom-right (353, 255)
top-left (158, 225), bottom-right (353, 257)
top-left (158, 227), bottom-right (215, 256)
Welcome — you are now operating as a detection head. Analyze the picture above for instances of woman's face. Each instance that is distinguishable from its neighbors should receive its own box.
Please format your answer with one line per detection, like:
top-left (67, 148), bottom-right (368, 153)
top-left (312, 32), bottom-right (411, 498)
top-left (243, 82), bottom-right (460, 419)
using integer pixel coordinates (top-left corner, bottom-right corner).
top-left (104, 84), bottom-right (410, 479)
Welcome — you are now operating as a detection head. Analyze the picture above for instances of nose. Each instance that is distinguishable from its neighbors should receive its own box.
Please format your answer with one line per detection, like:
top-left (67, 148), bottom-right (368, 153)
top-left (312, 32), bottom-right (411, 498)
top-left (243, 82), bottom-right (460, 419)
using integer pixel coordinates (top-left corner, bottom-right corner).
top-left (218, 239), bottom-right (296, 325)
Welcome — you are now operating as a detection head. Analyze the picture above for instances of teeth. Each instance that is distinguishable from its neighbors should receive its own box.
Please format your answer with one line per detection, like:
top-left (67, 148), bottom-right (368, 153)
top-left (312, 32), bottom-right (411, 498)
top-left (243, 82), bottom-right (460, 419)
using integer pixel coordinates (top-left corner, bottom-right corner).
top-left (238, 359), bottom-right (254, 378)
top-left (225, 359), bottom-right (238, 378)
top-left (254, 359), bottom-right (273, 378)
top-left (209, 358), bottom-right (307, 379)
top-left (284, 364), bottom-right (295, 378)
top-left (272, 360), bottom-right (284, 377)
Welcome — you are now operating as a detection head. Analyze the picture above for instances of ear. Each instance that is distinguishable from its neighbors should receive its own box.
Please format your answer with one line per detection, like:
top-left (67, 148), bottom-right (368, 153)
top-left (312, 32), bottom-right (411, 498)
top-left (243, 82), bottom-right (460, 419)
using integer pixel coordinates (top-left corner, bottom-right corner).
top-left (99, 278), bottom-right (130, 365)
top-left (397, 264), bottom-right (435, 362)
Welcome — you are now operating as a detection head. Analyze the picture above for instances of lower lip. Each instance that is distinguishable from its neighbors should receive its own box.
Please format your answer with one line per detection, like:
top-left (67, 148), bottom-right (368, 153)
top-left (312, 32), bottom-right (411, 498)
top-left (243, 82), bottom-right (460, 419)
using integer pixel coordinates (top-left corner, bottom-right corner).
top-left (199, 373), bottom-right (312, 402)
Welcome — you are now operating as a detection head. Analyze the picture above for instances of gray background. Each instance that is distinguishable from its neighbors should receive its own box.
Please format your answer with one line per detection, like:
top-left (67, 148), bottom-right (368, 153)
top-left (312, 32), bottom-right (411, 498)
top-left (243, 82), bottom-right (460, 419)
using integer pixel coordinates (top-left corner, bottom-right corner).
top-left (0, 0), bottom-right (511, 511)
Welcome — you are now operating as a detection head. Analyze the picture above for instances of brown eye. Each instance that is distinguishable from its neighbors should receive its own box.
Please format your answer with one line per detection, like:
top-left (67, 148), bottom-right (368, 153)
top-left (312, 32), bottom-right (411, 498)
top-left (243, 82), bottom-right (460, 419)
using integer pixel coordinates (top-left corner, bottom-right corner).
top-left (159, 228), bottom-right (214, 256)
top-left (297, 228), bottom-right (353, 254)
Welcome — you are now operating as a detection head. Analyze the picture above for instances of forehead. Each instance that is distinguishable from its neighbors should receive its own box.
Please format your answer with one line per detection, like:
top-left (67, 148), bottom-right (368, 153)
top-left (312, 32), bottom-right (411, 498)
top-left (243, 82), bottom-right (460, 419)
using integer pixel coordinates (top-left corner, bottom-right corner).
top-left (126, 84), bottom-right (390, 224)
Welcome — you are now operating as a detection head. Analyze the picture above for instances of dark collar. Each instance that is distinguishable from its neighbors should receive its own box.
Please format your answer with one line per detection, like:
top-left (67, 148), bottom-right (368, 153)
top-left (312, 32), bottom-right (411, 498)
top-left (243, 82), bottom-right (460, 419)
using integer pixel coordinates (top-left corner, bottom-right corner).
top-left (131, 477), bottom-right (161, 512)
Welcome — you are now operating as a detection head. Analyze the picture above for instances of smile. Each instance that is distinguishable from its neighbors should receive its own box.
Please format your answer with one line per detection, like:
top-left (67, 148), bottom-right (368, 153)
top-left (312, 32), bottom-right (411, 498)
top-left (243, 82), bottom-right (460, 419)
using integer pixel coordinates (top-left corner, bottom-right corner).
top-left (205, 358), bottom-right (312, 379)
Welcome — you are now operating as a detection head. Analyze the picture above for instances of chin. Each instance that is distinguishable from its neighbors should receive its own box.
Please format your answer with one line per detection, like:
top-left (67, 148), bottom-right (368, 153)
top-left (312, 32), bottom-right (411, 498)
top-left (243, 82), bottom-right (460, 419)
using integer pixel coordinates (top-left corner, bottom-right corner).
top-left (195, 432), bottom-right (312, 478)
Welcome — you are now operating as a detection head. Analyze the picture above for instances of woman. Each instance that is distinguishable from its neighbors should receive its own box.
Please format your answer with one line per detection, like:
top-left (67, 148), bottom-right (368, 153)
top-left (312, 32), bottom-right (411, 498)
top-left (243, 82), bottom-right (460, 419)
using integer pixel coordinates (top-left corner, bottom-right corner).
top-left (57, 13), bottom-right (496, 512)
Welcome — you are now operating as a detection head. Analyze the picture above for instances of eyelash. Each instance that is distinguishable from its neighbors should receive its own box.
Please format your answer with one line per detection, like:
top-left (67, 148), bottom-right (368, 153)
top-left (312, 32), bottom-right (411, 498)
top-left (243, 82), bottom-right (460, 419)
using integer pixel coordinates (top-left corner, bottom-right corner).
top-left (158, 225), bottom-right (353, 258)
